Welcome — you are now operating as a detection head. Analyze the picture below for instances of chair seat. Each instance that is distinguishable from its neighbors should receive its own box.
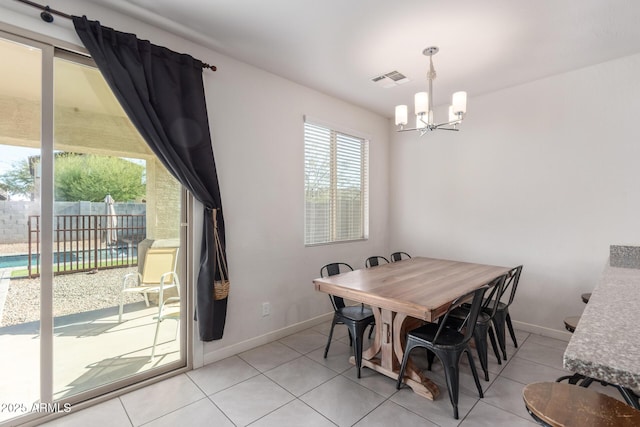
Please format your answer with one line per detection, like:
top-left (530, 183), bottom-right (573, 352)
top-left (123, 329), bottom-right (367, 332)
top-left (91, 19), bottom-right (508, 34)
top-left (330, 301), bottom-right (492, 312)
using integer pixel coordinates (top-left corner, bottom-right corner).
top-left (450, 307), bottom-right (491, 325)
top-left (337, 305), bottom-right (374, 322)
top-left (564, 316), bottom-right (580, 333)
top-left (475, 299), bottom-right (507, 312)
top-left (523, 382), bottom-right (640, 427)
top-left (121, 284), bottom-right (162, 294)
top-left (408, 322), bottom-right (465, 348)
top-left (464, 300), bottom-right (508, 313)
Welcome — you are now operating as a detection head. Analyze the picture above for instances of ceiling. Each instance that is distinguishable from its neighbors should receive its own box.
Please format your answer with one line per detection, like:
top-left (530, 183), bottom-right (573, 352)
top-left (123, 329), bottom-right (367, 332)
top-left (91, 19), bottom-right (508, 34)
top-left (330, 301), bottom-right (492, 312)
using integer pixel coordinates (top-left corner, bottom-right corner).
top-left (88, 1), bottom-right (640, 117)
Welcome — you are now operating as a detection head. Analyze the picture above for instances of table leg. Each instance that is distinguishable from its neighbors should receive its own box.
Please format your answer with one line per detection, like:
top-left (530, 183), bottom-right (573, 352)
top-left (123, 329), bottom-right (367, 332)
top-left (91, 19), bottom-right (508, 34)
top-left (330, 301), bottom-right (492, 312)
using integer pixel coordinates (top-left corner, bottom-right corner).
top-left (357, 307), bottom-right (440, 400)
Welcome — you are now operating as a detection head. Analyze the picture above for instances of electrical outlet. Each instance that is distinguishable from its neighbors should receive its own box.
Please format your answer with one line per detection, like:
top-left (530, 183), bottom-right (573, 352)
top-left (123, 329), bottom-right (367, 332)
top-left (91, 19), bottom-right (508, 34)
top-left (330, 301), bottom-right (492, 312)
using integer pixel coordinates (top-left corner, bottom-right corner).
top-left (262, 302), bottom-right (270, 317)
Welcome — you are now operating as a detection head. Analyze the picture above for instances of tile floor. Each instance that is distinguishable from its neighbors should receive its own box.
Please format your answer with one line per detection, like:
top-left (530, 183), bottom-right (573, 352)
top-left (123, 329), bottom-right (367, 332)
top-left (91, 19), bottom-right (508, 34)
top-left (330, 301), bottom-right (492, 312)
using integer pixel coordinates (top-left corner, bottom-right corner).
top-left (37, 321), bottom-right (623, 427)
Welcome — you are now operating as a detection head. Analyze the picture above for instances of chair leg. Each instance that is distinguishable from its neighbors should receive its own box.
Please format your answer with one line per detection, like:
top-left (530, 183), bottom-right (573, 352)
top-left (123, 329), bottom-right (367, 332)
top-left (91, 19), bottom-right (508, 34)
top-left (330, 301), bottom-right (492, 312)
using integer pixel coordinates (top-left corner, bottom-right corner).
top-left (506, 312), bottom-right (518, 348)
top-left (351, 322), bottom-right (369, 378)
top-left (323, 316), bottom-right (338, 358)
top-left (488, 326), bottom-right (502, 365)
top-left (579, 376), bottom-right (596, 387)
top-left (473, 326), bottom-right (490, 381)
top-left (438, 349), bottom-right (462, 420)
top-left (615, 386), bottom-right (640, 410)
top-left (143, 290), bottom-right (150, 307)
top-left (354, 336), bottom-right (363, 378)
top-left (492, 311), bottom-right (508, 360)
top-left (466, 349), bottom-right (484, 398)
top-left (118, 293), bottom-right (125, 323)
top-left (556, 373), bottom-right (585, 384)
top-left (426, 349), bottom-right (436, 371)
top-left (368, 323), bottom-right (375, 339)
top-left (151, 318), bottom-right (162, 360)
top-left (396, 339), bottom-right (418, 389)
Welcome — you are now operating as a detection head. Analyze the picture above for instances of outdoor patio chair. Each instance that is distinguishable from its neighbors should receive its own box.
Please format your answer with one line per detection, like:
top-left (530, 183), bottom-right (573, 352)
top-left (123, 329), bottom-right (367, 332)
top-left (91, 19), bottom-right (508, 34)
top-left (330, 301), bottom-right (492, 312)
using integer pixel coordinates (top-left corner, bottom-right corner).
top-left (118, 247), bottom-right (179, 322)
top-left (151, 271), bottom-right (181, 360)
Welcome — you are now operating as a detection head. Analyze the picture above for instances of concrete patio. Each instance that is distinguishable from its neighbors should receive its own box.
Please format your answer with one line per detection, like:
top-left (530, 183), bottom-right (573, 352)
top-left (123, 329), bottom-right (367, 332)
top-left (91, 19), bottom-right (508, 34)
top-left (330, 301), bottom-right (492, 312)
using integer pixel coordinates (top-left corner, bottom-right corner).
top-left (0, 274), bottom-right (181, 425)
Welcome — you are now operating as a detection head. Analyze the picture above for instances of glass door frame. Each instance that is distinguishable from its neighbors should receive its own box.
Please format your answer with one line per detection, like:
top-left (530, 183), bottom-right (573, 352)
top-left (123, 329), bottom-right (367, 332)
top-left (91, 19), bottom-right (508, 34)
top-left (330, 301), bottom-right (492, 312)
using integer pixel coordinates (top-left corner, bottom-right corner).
top-left (0, 26), bottom-right (193, 427)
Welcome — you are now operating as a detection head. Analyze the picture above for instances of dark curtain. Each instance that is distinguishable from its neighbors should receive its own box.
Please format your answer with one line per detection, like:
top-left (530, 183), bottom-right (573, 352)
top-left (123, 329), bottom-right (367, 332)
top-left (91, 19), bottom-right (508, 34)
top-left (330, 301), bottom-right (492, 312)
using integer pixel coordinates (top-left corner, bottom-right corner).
top-left (73, 16), bottom-right (227, 341)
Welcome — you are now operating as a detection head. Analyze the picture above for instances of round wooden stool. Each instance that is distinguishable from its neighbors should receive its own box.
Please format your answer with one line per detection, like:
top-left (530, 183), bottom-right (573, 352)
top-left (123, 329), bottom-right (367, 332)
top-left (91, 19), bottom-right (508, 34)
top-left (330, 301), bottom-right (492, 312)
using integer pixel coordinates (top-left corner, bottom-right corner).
top-left (581, 292), bottom-right (591, 304)
top-left (563, 315), bottom-right (580, 333)
top-left (523, 382), bottom-right (640, 426)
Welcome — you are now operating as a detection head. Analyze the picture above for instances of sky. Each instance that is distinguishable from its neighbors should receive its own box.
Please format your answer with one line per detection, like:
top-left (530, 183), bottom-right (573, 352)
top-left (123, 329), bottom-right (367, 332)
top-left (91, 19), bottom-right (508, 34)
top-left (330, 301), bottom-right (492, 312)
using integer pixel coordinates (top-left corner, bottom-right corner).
top-left (0, 145), bottom-right (40, 174)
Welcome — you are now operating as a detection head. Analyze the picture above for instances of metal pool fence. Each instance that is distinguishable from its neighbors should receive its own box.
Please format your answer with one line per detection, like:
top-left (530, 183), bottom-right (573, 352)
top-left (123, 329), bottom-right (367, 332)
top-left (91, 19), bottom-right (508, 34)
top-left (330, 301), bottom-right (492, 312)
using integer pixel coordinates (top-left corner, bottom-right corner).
top-left (27, 214), bottom-right (146, 278)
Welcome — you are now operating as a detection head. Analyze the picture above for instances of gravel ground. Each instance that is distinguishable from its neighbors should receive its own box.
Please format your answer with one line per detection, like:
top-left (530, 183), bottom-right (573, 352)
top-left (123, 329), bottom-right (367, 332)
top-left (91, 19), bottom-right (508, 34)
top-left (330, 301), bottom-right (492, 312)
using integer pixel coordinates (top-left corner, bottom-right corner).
top-left (1, 267), bottom-right (144, 327)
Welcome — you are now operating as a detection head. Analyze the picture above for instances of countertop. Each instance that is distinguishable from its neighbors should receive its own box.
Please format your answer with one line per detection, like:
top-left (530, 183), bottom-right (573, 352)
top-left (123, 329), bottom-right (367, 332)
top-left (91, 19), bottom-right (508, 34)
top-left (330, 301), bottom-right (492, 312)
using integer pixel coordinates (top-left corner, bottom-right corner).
top-left (563, 260), bottom-right (640, 391)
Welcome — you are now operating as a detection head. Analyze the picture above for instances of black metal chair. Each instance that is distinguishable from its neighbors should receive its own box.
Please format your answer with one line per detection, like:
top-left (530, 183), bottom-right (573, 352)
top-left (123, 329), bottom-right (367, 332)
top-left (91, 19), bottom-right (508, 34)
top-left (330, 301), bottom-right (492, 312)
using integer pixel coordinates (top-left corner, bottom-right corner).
top-left (396, 282), bottom-right (494, 420)
top-left (390, 251), bottom-right (411, 262)
top-left (320, 262), bottom-right (375, 378)
top-left (488, 265), bottom-right (523, 360)
top-left (448, 273), bottom-right (507, 381)
top-left (365, 256), bottom-right (389, 268)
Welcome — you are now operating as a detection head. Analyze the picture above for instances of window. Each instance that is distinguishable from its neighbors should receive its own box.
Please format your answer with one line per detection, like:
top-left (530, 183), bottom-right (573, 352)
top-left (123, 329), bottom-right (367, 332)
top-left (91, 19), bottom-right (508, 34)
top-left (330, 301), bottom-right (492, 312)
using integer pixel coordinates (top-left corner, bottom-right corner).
top-left (304, 120), bottom-right (368, 245)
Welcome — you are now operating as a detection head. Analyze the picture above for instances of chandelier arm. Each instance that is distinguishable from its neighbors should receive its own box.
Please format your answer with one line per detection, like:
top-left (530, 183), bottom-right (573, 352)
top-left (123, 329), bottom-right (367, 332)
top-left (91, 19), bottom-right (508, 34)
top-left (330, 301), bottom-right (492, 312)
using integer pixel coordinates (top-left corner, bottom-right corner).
top-left (434, 119), bottom-right (462, 128)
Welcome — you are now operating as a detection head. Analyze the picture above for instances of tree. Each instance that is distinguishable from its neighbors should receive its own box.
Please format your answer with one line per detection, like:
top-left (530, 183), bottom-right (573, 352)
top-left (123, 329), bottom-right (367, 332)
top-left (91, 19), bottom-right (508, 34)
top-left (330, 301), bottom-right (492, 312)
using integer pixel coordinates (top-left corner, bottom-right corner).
top-left (54, 154), bottom-right (146, 202)
top-left (0, 153), bottom-right (146, 202)
top-left (0, 158), bottom-right (36, 200)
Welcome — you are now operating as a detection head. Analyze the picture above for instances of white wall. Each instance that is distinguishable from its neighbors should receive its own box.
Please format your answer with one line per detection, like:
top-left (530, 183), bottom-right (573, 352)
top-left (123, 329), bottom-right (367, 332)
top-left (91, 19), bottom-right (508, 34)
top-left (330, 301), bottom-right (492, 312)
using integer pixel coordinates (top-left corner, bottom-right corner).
top-left (1, 1), bottom-right (390, 363)
top-left (206, 47), bottom-right (389, 360)
top-left (390, 53), bottom-right (640, 338)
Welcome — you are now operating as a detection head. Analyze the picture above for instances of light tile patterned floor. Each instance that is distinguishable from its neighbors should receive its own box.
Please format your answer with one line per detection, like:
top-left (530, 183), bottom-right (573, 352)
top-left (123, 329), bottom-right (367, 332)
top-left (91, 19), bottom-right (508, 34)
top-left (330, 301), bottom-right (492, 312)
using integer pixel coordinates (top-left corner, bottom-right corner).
top-left (39, 321), bottom-right (614, 427)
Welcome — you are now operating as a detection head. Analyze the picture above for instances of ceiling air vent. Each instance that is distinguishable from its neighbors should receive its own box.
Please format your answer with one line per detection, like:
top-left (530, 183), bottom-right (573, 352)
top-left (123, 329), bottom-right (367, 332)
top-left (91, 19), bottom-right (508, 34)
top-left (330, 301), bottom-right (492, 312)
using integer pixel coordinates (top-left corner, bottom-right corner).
top-left (371, 70), bottom-right (409, 88)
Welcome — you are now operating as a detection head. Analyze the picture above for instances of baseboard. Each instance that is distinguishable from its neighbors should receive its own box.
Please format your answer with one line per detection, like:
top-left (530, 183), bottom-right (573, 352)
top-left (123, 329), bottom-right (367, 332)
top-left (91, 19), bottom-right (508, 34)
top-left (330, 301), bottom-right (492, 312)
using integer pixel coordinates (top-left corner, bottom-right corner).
top-left (203, 312), bottom-right (333, 365)
top-left (512, 319), bottom-right (572, 342)
top-left (202, 315), bottom-right (572, 366)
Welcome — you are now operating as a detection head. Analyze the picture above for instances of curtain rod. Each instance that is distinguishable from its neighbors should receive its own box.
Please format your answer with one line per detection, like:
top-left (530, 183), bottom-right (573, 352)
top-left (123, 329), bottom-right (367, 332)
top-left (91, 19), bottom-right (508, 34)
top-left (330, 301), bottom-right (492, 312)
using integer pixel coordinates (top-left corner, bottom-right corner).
top-left (12, 0), bottom-right (217, 71)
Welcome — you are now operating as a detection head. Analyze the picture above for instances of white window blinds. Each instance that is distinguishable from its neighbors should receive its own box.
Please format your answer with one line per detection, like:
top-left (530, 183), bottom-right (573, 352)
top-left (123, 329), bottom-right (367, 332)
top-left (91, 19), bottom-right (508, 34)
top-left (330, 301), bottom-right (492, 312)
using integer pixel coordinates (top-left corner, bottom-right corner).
top-left (304, 120), bottom-right (368, 245)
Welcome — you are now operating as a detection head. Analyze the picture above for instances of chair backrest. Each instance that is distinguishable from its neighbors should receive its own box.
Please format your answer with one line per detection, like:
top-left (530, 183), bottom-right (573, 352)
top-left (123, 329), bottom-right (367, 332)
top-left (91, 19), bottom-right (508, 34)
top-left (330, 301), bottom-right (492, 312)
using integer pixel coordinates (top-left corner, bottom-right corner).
top-left (433, 284), bottom-right (490, 345)
top-left (481, 273), bottom-right (509, 320)
top-left (320, 262), bottom-right (354, 311)
top-left (365, 256), bottom-right (389, 268)
top-left (390, 252), bottom-right (411, 262)
top-left (141, 247), bottom-right (179, 284)
top-left (500, 265), bottom-right (523, 307)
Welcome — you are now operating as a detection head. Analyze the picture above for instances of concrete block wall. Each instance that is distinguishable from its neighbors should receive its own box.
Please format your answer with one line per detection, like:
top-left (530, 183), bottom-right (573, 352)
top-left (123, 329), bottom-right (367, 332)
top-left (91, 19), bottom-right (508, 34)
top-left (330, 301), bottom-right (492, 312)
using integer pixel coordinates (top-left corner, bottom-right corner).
top-left (0, 201), bottom-right (146, 244)
top-left (0, 201), bottom-right (40, 244)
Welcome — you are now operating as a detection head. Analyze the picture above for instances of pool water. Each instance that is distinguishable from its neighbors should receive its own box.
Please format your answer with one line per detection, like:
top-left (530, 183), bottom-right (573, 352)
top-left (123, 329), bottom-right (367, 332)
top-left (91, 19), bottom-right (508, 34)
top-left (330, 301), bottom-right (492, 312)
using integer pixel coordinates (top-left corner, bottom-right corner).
top-left (0, 247), bottom-right (136, 269)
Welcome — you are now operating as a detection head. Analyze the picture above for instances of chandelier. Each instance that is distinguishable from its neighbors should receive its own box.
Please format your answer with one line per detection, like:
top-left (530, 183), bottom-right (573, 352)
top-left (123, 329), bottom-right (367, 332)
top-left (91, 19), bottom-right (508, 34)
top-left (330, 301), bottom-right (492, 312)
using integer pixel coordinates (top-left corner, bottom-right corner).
top-left (394, 47), bottom-right (467, 136)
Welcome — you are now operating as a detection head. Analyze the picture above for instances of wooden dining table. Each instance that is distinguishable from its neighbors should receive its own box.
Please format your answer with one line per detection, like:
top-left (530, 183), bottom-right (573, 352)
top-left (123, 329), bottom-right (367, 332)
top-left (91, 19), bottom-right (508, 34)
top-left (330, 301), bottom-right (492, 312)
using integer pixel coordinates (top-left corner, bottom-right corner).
top-left (313, 257), bottom-right (511, 400)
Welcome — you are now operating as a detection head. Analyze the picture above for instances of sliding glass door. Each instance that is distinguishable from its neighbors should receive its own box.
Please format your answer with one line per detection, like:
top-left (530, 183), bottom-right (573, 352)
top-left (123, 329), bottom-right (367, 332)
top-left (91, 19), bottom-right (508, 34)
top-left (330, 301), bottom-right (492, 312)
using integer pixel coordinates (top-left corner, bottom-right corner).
top-left (0, 31), bottom-right (188, 425)
top-left (0, 34), bottom-right (43, 425)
